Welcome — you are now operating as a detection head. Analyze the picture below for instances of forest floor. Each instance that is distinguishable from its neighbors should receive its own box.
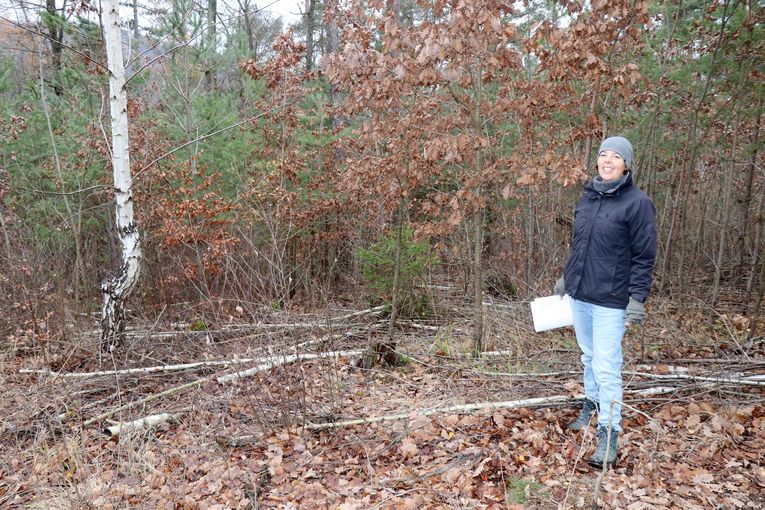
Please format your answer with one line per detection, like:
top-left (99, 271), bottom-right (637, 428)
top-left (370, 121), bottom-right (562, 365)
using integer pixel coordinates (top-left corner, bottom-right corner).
top-left (1, 291), bottom-right (764, 509)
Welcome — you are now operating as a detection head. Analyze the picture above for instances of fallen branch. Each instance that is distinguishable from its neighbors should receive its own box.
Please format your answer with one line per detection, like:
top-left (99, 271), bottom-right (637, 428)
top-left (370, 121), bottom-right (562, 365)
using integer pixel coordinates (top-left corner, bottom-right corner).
top-left (82, 375), bottom-right (217, 426)
top-left (427, 350), bottom-right (514, 360)
top-left (82, 349), bottom-right (363, 426)
top-left (471, 367), bottom-right (765, 389)
top-left (217, 350), bottom-right (363, 383)
top-left (291, 322), bottom-right (386, 351)
top-left (305, 394), bottom-right (576, 430)
top-left (103, 412), bottom-right (179, 437)
top-left (399, 321), bottom-right (440, 331)
top-left (623, 371), bottom-right (765, 387)
top-left (634, 365), bottom-right (689, 374)
top-left (653, 358), bottom-right (765, 366)
top-left (216, 432), bottom-right (263, 447)
top-left (21, 339), bottom-right (370, 379)
top-left (21, 358), bottom-right (262, 378)
top-left (628, 386), bottom-right (683, 396)
top-left (482, 300), bottom-right (525, 310)
top-left (82, 306), bottom-right (387, 341)
top-left (636, 364), bottom-right (765, 381)
top-left (330, 305), bottom-right (387, 321)
top-left (470, 369), bottom-right (581, 378)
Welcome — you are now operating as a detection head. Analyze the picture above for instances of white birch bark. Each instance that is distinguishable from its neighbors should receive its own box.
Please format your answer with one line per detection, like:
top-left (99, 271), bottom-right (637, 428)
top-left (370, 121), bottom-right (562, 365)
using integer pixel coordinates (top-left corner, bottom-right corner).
top-left (103, 413), bottom-right (178, 437)
top-left (101, 0), bottom-right (142, 353)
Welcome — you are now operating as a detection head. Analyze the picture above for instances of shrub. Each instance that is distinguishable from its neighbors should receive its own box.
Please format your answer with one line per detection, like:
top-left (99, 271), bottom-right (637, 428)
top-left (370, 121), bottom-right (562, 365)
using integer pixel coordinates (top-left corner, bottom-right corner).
top-left (357, 227), bottom-right (437, 319)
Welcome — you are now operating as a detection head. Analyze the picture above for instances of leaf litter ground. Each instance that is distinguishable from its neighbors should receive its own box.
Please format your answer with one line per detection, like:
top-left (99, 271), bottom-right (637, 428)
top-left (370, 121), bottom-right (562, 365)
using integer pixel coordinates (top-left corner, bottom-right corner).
top-left (1, 298), bottom-right (764, 509)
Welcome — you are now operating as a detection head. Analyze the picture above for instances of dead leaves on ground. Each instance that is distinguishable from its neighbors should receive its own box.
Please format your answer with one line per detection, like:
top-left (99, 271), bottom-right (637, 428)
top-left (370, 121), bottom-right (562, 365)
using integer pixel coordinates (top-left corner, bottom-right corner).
top-left (1, 355), bottom-right (764, 509)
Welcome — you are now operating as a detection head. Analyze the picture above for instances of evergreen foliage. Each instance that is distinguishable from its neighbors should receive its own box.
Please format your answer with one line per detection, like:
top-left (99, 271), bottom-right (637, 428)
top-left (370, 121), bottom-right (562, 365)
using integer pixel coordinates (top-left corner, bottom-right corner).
top-left (358, 227), bottom-right (437, 318)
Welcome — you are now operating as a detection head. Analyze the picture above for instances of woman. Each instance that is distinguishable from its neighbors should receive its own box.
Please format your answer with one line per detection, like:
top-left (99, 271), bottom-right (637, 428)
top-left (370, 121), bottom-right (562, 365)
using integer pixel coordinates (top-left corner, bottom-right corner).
top-left (554, 136), bottom-right (657, 468)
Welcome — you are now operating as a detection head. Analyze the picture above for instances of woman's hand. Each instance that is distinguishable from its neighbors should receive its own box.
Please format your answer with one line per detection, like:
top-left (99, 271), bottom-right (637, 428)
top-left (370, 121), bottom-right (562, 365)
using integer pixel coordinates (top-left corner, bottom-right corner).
top-left (554, 276), bottom-right (566, 297)
top-left (625, 297), bottom-right (645, 327)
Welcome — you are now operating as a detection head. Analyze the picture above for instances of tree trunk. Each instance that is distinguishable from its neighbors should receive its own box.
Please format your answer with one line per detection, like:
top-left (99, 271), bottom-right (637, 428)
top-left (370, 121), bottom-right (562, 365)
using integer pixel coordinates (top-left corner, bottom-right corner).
top-left (326, 1), bottom-right (343, 132)
top-left (525, 187), bottom-right (536, 289)
top-left (101, 0), bottom-right (142, 354)
top-left (44, 0), bottom-right (64, 96)
top-left (38, 47), bottom-right (86, 304)
top-left (745, 175), bottom-right (765, 312)
top-left (378, 196), bottom-right (405, 366)
top-left (472, 205), bottom-right (484, 353)
top-left (659, 148), bottom-right (679, 293)
top-left (205, 0), bottom-right (217, 91)
top-left (239, 0), bottom-right (255, 55)
top-left (674, 0), bottom-right (732, 302)
top-left (132, 0), bottom-right (139, 41)
top-left (0, 198), bottom-right (11, 271)
top-left (711, 110), bottom-right (740, 306)
top-left (738, 109), bottom-right (761, 269)
top-left (582, 77), bottom-right (602, 173)
top-left (469, 71), bottom-right (486, 354)
top-left (748, 238), bottom-right (765, 341)
top-left (304, 0), bottom-right (316, 72)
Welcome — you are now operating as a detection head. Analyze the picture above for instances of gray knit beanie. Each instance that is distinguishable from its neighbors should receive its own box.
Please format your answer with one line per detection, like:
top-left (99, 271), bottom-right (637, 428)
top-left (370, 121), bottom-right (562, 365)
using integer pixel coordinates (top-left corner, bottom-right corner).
top-left (598, 136), bottom-right (633, 169)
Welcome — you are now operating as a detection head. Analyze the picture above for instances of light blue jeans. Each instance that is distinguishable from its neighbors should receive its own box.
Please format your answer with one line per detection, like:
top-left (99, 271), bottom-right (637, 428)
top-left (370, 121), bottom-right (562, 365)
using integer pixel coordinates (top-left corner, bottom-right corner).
top-left (571, 298), bottom-right (626, 432)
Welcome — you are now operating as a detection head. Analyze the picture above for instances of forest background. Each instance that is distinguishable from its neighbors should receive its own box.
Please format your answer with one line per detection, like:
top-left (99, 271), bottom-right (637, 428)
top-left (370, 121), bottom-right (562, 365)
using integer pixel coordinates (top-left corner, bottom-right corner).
top-left (0, 0), bottom-right (763, 346)
top-left (0, 0), bottom-right (764, 508)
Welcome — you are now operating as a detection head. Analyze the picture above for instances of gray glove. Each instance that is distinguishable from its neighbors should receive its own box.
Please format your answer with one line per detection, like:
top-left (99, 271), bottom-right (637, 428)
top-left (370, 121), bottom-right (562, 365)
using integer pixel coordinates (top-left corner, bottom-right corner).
top-left (553, 276), bottom-right (566, 297)
top-left (625, 297), bottom-right (645, 326)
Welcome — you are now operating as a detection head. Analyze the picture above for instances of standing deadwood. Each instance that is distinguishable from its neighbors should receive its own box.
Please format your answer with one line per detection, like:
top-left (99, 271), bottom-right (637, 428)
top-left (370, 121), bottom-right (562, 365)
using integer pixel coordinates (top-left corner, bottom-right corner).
top-left (101, 0), bottom-right (142, 354)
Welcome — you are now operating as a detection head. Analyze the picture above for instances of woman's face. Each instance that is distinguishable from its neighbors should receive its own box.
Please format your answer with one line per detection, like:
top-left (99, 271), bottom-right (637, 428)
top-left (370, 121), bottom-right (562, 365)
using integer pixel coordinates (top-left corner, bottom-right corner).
top-left (597, 150), bottom-right (627, 182)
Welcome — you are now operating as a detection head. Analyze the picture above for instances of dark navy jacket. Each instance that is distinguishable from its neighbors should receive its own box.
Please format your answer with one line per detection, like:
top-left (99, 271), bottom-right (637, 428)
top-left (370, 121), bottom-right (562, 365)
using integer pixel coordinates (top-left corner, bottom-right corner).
top-left (563, 173), bottom-right (657, 309)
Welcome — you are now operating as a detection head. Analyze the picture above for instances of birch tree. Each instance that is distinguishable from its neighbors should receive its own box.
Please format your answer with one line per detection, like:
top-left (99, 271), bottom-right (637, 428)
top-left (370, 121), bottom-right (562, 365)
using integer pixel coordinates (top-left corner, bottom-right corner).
top-left (101, 0), bottom-right (142, 353)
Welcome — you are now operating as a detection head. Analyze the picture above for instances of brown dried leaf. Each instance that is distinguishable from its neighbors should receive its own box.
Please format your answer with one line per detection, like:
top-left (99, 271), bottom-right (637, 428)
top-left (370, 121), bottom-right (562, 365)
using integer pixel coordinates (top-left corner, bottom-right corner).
top-left (400, 438), bottom-right (419, 459)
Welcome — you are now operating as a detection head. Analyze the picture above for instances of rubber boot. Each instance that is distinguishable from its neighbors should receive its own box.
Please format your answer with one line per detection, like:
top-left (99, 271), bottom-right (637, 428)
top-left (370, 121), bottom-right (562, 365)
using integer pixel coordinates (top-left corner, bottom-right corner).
top-left (588, 426), bottom-right (618, 468)
top-left (567, 398), bottom-right (598, 431)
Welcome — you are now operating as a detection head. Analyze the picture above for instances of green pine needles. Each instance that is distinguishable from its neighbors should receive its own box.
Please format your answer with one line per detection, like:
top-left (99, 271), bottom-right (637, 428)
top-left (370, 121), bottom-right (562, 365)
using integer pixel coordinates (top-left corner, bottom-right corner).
top-left (357, 227), bottom-right (438, 319)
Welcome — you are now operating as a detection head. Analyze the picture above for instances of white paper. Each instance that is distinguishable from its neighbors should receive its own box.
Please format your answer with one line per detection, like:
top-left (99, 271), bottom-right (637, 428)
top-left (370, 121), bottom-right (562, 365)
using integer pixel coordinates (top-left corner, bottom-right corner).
top-left (530, 294), bottom-right (573, 332)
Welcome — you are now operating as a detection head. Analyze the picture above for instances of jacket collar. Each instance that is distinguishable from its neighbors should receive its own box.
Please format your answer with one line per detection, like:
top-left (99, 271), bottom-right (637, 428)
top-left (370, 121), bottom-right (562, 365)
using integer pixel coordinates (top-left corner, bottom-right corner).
top-left (585, 172), bottom-right (632, 197)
